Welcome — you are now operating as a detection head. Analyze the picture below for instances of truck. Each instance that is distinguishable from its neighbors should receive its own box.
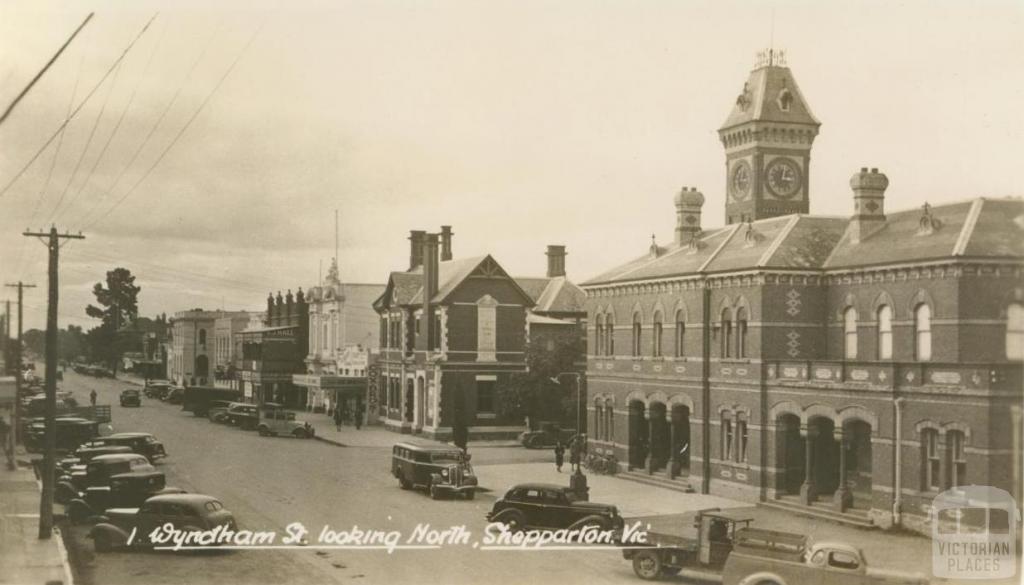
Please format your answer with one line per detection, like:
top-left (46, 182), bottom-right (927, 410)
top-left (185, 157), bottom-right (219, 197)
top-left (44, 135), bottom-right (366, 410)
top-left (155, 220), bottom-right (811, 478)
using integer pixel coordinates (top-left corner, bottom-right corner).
top-left (181, 386), bottom-right (242, 417)
top-left (623, 508), bottom-right (926, 585)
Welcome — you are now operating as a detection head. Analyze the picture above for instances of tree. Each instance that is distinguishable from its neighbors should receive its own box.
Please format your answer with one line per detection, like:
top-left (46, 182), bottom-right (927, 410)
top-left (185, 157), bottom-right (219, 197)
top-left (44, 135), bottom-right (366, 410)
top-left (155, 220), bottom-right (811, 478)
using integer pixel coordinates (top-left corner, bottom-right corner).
top-left (85, 268), bottom-right (141, 376)
top-left (496, 327), bottom-right (584, 430)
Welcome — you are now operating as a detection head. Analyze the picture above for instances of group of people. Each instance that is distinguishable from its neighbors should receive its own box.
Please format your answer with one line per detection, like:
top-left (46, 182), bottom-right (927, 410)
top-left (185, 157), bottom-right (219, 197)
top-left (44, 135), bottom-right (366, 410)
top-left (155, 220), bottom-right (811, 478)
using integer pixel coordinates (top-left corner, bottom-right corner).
top-left (553, 434), bottom-right (586, 473)
top-left (332, 401), bottom-right (365, 431)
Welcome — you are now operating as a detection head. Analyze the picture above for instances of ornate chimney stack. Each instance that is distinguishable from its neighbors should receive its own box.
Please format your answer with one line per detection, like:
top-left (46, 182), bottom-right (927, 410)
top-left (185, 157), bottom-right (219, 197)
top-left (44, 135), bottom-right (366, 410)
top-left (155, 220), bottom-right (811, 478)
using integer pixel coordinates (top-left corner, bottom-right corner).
top-left (848, 167), bottom-right (889, 244)
top-left (675, 187), bottom-right (705, 245)
top-left (440, 225), bottom-right (453, 261)
top-left (546, 245), bottom-right (566, 278)
top-left (409, 230), bottom-right (426, 270)
top-left (422, 233), bottom-right (440, 349)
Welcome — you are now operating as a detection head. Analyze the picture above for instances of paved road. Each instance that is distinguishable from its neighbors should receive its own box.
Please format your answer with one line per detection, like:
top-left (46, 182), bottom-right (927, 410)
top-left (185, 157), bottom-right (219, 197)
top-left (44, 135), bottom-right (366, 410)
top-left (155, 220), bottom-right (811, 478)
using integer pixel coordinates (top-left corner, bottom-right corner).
top-left (59, 372), bottom-right (649, 585)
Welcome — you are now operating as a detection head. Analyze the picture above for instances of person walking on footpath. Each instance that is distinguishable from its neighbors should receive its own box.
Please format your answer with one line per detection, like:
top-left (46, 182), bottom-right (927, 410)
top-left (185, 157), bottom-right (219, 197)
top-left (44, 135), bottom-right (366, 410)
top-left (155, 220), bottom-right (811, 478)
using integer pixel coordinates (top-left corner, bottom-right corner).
top-left (333, 404), bottom-right (343, 431)
top-left (89, 389), bottom-right (97, 406)
top-left (569, 435), bottom-right (582, 472)
top-left (354, 403), bottom-right (364, 430)
top-left (554, 441), bottom-right (565, 472)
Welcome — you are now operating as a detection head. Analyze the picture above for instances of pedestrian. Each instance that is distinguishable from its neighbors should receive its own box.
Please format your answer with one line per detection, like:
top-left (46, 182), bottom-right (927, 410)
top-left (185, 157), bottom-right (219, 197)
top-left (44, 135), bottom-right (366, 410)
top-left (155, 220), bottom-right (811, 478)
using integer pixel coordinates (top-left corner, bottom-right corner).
top-left (333, 404), bottom-right (343, 431)
top-left (569, 436), bottom-right (582, 472)
top-left (89, 389), bottom-right (97, 406)
top-left (354, 403), bottom-right (363, 430)
top-left (554, 441), bottom-right (565, 472)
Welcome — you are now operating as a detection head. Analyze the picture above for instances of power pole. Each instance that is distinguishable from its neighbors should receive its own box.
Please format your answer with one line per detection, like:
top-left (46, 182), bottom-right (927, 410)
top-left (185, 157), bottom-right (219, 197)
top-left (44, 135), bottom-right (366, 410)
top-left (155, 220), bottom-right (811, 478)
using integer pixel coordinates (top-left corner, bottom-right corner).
top-left (23, 227), bottom-right (83, 540)
top-left (4, 282), bottom-right (37, 458)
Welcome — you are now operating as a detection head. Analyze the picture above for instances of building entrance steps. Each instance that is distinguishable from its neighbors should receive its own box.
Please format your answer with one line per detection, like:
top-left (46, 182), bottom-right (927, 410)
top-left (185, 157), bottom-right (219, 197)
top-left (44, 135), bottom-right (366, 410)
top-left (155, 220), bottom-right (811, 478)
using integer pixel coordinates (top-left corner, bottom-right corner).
top-left (617, 469), bottom-right (696, 493)
top-left (759, 494), bottom-right (876, 529)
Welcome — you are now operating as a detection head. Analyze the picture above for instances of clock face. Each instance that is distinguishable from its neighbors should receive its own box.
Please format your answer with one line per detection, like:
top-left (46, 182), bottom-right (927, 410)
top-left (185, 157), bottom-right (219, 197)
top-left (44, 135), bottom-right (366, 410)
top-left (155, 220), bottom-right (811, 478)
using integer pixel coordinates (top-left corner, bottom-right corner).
top-left (731, 161), bottom-right (751, 200)
top-left (765, 158), bottom-right (802, 199)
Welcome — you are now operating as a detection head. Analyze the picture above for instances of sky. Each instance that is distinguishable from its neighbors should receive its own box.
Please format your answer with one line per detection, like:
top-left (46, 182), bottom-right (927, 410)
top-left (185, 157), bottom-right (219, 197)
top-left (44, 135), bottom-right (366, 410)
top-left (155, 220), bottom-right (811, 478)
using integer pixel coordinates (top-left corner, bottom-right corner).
top-left (1, 0), bottom-right (1022, 331)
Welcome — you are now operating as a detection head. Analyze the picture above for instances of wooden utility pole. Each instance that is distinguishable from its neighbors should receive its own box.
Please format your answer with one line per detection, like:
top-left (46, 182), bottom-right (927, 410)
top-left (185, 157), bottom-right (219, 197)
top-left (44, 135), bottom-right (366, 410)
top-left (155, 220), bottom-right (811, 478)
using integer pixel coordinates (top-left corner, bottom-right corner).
top-left (4, 282), bottom-right (37, 453)
top-left (23, 227), bottom-right (83, 540)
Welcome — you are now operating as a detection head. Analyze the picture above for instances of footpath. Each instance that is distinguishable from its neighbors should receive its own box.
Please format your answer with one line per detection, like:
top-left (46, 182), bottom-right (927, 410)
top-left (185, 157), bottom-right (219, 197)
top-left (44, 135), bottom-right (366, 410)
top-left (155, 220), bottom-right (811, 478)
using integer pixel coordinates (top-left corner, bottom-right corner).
top-left (296, 409), bottom-right (520, 449)
top-left (0, 446), bottom-right (74, 585)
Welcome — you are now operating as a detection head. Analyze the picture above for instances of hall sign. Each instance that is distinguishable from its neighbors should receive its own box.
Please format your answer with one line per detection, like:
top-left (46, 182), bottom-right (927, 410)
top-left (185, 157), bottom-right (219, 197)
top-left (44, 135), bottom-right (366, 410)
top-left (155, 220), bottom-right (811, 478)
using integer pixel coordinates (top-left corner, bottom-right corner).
top-left (293, 374), bottom-right (366, 390)
top-left (241, 371), bottom-right (294, 383)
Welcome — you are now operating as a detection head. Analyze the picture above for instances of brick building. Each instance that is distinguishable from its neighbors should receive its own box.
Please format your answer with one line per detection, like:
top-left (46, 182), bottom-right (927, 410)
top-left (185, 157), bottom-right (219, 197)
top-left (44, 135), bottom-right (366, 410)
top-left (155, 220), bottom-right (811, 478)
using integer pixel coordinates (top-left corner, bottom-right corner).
top-left (373, 227), bottom-right (585, 440)
top-left (237, 290), bottom-right (308, 406)
top-left (168, 309), bottom-right (249, 386)
top-left (581, 50), bottom-right (1024, 533)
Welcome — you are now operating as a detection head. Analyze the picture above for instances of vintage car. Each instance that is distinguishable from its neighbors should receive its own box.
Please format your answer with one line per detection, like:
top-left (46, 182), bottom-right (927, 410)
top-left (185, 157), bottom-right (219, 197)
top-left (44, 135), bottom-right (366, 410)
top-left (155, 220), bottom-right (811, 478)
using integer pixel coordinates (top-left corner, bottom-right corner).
top-left (24, 416), bottom-right (99, 453)
top-left (721, 538), bottom-right (927, 585)
top-left (224, 402), bottom-right (259, 429)
top-left (518, 422), bottom-right (577, 449)
top-left (256, 405), bottom-right (314, 438)
top-left (162, 387), bottom-right (184, 404)
top-left (119, 389), bottom-right (142, 407)
top-left (56, 453), bottom-right (155, 502)
top-left (59, 444), bottom-right (134, 473)
top-left (144, 381), bottom-right (173, 399)
top-left (66, 470), bottom-right (186, 524)
top-left (182, 386), bottom-right (243, 417)
top-left (206, 400), bottom-right (235, 422)
top-left (78, 433), bottom-right (167, 464)
top-left (392, 442), bottom-right (478, 500)
top-left (486, 483), bottom-right (624, 532)
top-left (89, 493), bottom-right (236, 552)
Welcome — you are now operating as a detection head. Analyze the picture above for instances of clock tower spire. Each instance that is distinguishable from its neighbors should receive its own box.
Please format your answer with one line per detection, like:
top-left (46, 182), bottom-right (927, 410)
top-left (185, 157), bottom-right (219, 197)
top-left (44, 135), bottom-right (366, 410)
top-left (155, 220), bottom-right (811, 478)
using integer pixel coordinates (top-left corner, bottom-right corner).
top-left (718, 49), bottom-right (820, 224)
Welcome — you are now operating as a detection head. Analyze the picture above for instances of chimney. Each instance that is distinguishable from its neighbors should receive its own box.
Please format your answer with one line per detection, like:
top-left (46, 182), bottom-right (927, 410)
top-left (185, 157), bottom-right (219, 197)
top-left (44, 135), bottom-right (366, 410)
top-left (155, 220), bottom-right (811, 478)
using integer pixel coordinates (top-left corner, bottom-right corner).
top-left (440, 225), bottom-right (453, 261)
top-left (266, 292), bottom-right (274, 324)
top-left (409, 230), bottom-right (426, 270)
top-left (546, 245), bottom-right (566, 278)
top-left (848, 167), bottom-right (889, 244)
top-left (422, 233), bottom-right (440, 349)
top-left (285, 289), bottom-right (294, 323)
top-left (674, 187), bottom-right (705, 245)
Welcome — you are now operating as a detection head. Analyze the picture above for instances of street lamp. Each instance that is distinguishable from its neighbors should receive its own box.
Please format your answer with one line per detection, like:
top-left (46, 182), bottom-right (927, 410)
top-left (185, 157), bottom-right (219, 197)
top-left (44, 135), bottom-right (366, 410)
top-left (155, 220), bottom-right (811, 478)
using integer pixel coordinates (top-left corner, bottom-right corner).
top-left (549, 372), bottom-right (583, 437)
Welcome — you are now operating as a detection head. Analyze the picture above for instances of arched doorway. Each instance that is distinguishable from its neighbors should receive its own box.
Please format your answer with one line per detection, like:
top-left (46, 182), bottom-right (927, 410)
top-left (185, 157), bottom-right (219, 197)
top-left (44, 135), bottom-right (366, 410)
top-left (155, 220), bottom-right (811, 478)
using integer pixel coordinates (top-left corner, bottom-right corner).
top-left (669, 404), bottom-right (691, 478)
top-left (809, 417), bottom-right (839, 496)
top-left (628, 400), bottom-right (647, 469)
top-left (841, 419), bottom-right (873, 510)
top-left (648, 402), bottom-right (669, 472)
top-left (415, 377), bottom-right (426, 430)
top-left (776, 413), bottom-right (803, 496)
top-left (404, 379), bottom-right (414, 423)
top-left (195, 355), bottom-right (209, 379)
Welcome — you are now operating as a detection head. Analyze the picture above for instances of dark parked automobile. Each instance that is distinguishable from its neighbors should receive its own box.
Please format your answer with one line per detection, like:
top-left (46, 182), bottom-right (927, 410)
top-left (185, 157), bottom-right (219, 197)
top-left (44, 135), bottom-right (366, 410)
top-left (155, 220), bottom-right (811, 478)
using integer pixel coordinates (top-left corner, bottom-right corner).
top-left (89, 494), bottom-right (237, 552)
top-left (56, 453), bottom-right (155, 503)
top-left (518, 422), bottom-right (577, 449)
top-left (59, 445), bottom-right (134, 473)
top-left (224, 402), bottom-right (258, 429)
top-left (163, 388), bottom-right (184, 404)
top-left (78, 433), bottom-right (167, 464)
top-left (182, 386), bottom-right (242, 417)
top-left (144, 381), bottom-right (173, 399)
top-left (392, 442), bottom-right (477, 499)
top-left (486, 483), bottom-right (624, 532)
top-left (24, 416), bottom-right (99, 453)
top-left (206, 400), bottom-right (234, 422)
top-left (66, 470), bottom-right (185, 524)
top-left (119, 389), bottom-right (142, 407)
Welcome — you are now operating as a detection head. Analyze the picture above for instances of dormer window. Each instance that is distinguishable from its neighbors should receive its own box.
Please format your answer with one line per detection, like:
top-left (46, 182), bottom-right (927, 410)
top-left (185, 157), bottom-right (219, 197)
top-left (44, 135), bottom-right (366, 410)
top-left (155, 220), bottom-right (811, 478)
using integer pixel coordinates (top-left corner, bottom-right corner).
top-left (778, 88), bottom-right (793, 112)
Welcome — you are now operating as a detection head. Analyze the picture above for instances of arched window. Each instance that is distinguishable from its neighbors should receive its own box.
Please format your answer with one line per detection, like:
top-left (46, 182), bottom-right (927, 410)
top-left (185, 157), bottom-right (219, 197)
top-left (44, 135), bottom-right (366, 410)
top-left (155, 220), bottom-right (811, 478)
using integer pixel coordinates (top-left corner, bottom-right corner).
top-left (596, 314), bottom-right (605, 356)
top-left (1007, 303), bottom-right (1024, 360)
top-left (594, 402), bottom-right (603, 440)
top-left (198, 329), bottom-right (207, 346)
top-left (606, 315), bottom-right (615, 356)
top-left (721, 308), bottom-right (733, 358)
top-left (632, 313), bottom-right (642, 357)
top-left (948, 430), bottom-right (966, 488)
top-left (877, 305), bottom-right (893, 360)
top-left (914, 304), bottom-right (932, 361)
top-left (922, 428), bottom-right (940, 490)
top-left (606, 405), bottom-right (614, 441)
top-left (652, 311), bottom-right (663, 357)
top-left (674, 310), bottom-right (685, 358)
top-left (735, 307), bottom-right (748, 358)
top-left (843, 307), bottom-right (858, 360)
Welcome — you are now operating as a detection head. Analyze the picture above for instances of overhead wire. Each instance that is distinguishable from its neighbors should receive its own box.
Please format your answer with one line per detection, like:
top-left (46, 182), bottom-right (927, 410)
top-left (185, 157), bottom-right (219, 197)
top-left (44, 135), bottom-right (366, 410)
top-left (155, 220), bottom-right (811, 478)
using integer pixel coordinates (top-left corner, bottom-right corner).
top-left (74, 19), bottom-right (221, 230)
top-left (56, 20), bottom-right (167, 225)
top-left (0, 13), bottom-right (158, 201)
top-left (82, 22), bottom-right (263, 232)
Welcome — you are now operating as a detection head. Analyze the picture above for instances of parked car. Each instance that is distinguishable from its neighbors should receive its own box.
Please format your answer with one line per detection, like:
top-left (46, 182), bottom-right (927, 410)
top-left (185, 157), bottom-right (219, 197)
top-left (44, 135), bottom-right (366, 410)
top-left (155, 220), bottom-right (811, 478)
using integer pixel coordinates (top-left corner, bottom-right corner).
top-left (518, 422), bottom-right (577, 449)
top-left (119, 389), bottom-right (142, 407)
top-left (144, 381), bottom-right (172, 399)
top-left (163, 388), bottom-right (184, 405)
top-left (56, 453), bottom-right (155, 503)
top-left (391, 442), bottom-right (478, 499)
top-left (182, 386), bottom-right (242, 417)
top-left (89, 494), bottom-right (236, 552)
top-left (224, 402), bottom-right (258, 429)
top-left (206, 400), bottom-right (234, 423)
top-left (486, 483), bottom-right (624, 532)
top-left (78, 433), bottom-right (167, 464)
top-left (24, 417), bottom-right (99, 453)
top-left (256, 405), bottom-right (314, 438)
top-left (66, 470), bottom-right (185, 524)
top-left (59, 445), bottom-right (134, 473)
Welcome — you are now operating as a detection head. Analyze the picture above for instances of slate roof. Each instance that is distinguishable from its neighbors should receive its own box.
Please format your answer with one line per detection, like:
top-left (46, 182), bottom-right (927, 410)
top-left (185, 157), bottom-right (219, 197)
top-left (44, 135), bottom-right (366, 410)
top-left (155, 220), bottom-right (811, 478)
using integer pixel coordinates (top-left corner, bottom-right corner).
top-left (720, 64), bottom-right (820, 131)
top-left (581, 198), bottom-right (1024, 287)
top-left (524, 276), bottom-right (586, 314)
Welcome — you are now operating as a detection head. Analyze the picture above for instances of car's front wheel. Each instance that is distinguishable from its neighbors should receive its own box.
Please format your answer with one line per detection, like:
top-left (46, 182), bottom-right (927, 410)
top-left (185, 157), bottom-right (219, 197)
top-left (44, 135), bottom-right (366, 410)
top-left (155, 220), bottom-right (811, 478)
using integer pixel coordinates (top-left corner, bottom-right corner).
top-left (93, 533), bottom-right (112, 553)
top-left (292, 428), bottom-right (308, 439)
top-left (632, 550), bottom-right (663, 580)
top-left (258, 427), bottom-right (270, 437)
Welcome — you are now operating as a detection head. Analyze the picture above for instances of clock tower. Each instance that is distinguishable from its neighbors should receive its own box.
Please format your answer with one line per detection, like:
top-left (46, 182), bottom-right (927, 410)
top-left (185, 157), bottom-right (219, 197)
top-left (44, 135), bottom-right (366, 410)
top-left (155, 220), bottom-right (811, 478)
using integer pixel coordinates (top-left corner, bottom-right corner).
top-left (718, 50), bottom-right (820, 224)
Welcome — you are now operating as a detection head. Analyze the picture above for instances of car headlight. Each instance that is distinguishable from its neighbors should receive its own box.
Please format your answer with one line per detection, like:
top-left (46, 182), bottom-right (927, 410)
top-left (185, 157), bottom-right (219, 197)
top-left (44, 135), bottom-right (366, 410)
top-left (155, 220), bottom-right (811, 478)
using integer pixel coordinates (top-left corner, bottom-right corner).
top-left (441, 469), bottom-right (448, 476)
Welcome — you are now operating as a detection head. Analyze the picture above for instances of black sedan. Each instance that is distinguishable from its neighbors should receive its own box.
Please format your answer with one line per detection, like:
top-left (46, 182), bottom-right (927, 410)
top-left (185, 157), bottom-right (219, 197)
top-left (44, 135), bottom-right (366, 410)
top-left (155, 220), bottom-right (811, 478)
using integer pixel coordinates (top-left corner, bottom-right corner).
top-left (119, 389), bottom-right (141, 407)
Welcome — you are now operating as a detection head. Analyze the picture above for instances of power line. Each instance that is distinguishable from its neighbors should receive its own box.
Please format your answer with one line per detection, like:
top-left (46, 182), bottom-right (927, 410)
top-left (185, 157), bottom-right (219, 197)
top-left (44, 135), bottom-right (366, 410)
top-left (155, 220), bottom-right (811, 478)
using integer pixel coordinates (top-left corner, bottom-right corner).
top-left (0, 13), bottom-right (158, 201)
top-left (83, 23), bottom-right (263, 231)
top-left (56, 21), bottom-right (167, 226)
top-left (0, 13), bottom-right (93, 129)
top-left (74, 20), bottom-right (220, 230)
